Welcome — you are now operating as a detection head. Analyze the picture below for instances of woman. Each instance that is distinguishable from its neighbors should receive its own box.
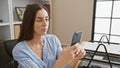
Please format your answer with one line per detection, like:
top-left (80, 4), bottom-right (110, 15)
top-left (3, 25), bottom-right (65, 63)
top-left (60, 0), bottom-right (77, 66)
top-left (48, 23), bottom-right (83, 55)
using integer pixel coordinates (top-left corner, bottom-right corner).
top-left (12, 3), bottom-right (86, 68)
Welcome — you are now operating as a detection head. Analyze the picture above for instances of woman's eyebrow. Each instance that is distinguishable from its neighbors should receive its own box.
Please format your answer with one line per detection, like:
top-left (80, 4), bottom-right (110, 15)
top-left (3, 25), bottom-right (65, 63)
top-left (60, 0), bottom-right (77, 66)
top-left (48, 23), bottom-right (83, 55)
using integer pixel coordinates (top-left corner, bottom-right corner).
top-left (36, 16), bottom-right (49, 19)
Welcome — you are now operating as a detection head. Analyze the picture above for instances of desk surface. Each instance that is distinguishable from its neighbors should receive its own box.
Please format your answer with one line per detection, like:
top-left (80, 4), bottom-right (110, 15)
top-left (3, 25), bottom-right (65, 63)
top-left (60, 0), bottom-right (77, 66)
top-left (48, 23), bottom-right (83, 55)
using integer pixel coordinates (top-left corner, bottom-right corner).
top-left (81, 41), bottom-right (120, 55)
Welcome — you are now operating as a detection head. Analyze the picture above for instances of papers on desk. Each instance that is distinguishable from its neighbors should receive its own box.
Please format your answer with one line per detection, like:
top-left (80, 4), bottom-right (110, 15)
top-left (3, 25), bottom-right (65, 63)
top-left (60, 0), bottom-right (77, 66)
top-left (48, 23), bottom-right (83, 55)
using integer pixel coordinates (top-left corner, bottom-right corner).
top-left (81, 41), bottom-right (120, 55)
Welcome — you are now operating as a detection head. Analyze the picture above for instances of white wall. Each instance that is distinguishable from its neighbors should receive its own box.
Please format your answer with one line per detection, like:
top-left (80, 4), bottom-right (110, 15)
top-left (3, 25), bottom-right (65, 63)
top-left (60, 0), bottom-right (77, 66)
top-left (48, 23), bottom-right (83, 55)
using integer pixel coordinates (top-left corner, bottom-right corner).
top-left (52, 0), bottom-right (94, 45)
top-left (0, 0), bottom-right (9, 22)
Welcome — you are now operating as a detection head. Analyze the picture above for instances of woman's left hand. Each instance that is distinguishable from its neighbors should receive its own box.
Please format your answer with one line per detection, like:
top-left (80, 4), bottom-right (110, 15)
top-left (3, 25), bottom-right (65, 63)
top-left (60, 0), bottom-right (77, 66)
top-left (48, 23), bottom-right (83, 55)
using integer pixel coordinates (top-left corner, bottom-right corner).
top-left (73, 43), bottom-right (86, 60)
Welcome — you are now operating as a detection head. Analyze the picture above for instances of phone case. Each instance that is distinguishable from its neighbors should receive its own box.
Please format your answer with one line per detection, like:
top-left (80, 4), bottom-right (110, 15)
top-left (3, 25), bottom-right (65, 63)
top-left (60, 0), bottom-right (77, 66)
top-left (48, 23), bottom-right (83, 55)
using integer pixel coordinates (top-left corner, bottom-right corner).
top-left (71, 32), bottom-right (82, 46)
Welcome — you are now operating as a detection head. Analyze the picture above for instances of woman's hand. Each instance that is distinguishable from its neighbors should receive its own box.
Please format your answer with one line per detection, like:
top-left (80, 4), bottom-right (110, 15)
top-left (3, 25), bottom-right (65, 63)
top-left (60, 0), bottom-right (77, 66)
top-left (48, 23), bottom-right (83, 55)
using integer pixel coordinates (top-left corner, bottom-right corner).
top-left (53, 45), bottom-right (78, 68)
top-left (58, 45), bottom-right (77, 65)
top-left (59, 43), bottom-right (86, 64)
top-left (53, 43), bottom-right (86, 68)
top-left (68, 43), bottom-right (86, 68)
top-left (74, 43), bottom-right (86, 60)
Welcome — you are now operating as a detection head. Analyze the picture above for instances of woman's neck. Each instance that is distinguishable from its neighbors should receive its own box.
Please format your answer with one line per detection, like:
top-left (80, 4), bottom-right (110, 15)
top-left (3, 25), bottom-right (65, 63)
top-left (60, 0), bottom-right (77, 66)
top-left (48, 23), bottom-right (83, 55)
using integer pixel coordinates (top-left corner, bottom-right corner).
top-left (27, 35), bottom-right (45, 47)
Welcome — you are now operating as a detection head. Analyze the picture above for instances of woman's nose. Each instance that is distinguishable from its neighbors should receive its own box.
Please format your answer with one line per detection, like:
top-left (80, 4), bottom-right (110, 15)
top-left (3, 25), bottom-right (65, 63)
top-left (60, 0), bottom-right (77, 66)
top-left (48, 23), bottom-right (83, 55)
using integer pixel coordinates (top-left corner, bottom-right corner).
top-left (42, 20), bottom-right (48, 26)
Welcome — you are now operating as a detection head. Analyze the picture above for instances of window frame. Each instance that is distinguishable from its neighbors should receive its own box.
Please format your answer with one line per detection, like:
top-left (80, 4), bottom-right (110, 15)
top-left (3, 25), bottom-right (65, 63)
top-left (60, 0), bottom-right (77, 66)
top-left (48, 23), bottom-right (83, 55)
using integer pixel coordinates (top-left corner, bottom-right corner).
top-left (91, 0), bottom-right (120, 44)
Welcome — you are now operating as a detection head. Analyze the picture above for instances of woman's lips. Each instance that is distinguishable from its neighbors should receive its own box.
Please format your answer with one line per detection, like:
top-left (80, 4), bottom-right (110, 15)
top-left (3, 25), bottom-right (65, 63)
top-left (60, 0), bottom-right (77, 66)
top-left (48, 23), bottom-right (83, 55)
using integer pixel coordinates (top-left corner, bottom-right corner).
top-left (42, 28), bottom-right (47, 32)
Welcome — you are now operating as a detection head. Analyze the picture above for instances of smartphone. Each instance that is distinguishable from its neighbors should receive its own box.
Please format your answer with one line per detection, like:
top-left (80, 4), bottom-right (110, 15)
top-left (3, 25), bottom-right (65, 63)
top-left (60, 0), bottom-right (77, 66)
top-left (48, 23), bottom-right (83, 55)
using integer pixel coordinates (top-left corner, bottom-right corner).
top-left (71, 32), bottom-right (82, 46)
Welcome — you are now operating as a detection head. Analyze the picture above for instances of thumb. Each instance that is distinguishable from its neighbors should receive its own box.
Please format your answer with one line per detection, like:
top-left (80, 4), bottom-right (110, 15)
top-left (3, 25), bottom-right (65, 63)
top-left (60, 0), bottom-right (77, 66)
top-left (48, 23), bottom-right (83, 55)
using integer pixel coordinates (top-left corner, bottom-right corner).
top-left (71, 44), bottom-right (78, 50)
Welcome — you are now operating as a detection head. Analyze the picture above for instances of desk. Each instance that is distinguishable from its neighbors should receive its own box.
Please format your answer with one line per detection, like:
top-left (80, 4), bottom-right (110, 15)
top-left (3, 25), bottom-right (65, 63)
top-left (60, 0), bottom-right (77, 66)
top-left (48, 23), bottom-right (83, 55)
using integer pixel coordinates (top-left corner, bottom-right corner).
top-left (81, 41), bottom-right (120, 55)
top-left (79, 41), bottom-right (120, 68)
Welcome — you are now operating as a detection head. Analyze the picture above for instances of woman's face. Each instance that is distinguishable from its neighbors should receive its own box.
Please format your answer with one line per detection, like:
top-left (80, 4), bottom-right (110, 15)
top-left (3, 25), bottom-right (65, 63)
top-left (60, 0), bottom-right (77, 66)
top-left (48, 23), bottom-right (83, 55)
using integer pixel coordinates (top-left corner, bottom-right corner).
top-left (34, 9), bottom-right (49, 36)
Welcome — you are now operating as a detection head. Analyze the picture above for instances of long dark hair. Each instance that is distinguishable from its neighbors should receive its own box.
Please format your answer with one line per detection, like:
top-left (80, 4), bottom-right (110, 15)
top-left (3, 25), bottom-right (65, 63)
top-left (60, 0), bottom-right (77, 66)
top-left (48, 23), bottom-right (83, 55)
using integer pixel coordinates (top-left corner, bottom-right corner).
top-left (18, 3), bottom-right (49, 42)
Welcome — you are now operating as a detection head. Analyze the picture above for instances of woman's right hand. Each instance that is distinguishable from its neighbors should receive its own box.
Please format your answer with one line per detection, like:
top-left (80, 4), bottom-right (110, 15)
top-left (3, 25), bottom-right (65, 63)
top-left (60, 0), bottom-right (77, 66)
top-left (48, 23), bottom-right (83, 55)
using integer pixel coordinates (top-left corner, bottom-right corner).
top-left (57, 43), bottom-right (79, 66)
top-left (53, 43), bottom-right (86, 68)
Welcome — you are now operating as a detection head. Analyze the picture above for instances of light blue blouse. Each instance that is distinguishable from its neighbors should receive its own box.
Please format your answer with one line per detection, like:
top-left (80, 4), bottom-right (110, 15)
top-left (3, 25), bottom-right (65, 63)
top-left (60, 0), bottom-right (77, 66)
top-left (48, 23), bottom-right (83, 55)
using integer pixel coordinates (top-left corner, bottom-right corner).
top-left (12, 34), bottom-right (69, 68)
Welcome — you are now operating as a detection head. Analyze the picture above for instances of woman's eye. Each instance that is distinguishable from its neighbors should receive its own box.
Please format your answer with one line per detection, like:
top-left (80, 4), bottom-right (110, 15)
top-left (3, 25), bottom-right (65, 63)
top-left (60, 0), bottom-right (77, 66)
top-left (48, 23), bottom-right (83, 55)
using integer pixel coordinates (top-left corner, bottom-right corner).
top-left (46, 18), bottom-right (49, 21)
top-left (36, 19), bottom-right (42, 22)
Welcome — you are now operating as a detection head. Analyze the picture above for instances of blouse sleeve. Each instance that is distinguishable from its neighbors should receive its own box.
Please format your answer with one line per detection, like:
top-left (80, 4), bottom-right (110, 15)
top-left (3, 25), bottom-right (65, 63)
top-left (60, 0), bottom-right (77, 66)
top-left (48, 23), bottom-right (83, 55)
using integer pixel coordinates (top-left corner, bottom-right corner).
top-left (12, 43), bottom-right (43, 68)
top-left (53, 35), bottom-right (62, 59)
top-left (15, 57), bottom-right (39, 68)
top-left (53, 35), bottom-right (70, 68)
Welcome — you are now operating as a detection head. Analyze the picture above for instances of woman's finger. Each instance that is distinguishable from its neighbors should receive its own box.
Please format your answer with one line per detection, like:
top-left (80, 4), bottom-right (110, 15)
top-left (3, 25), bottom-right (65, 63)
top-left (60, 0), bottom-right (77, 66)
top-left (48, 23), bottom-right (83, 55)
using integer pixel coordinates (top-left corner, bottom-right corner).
top-left (75, 49), bottom-right (86, 60)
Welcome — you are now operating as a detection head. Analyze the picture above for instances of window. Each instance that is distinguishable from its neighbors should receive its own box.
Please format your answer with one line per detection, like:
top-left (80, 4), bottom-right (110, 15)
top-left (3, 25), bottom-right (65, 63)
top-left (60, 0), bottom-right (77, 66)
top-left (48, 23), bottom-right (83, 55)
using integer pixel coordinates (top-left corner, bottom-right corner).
top-left (92, 0), bottom-right (120, 44)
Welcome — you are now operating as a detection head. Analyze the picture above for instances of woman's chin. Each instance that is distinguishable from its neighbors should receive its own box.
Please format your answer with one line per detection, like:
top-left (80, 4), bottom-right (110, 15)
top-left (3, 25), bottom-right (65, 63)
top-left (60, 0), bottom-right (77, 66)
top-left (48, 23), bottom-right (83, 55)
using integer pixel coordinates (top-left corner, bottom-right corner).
top-left (42, 32), bottom-right (47, 35)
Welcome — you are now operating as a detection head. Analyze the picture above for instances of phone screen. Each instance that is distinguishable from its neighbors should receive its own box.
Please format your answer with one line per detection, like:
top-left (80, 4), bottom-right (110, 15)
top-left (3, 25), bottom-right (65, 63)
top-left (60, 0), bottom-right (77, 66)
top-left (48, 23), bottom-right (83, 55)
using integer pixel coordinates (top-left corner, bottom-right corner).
top-left (71, 32), bottom-right (82, 46)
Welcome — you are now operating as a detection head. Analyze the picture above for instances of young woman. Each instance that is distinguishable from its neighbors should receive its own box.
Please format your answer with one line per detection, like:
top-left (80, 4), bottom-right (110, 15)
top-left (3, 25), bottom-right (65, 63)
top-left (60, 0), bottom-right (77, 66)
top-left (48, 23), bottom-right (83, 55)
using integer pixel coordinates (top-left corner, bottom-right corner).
top-left (12, 3), bottom-right (86, 68)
